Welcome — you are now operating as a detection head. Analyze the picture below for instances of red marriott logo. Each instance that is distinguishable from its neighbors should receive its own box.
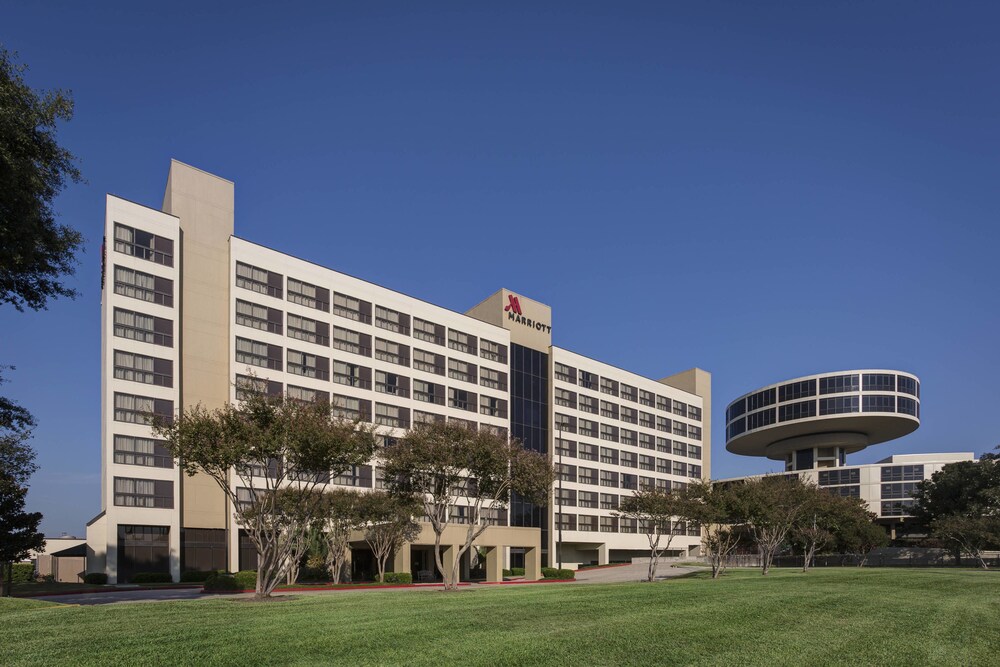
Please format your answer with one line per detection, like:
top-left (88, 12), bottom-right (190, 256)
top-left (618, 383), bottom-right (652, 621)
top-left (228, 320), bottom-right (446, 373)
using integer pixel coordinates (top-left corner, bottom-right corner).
top-left (504, 295), bottom-right (523, 315)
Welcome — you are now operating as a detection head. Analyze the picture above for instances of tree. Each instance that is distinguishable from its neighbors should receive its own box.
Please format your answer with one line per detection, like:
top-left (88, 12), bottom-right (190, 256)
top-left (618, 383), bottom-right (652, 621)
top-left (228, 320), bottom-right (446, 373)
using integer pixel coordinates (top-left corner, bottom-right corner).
top-left (316, 488), bottom-right (365, 584)
top-left (153, 385), bottom-right (377, 598)
top-left (1, 48), bottom-right (84, 312)
top-left (615, 487), bottom-right (685, 582)
top-left (0, 368), bottom-right (37, 486)
top-left (839, 517), bottom-right (889, 567)
top-left (730, 476), bottom-right (812, 575)
top-left (382, 422), bottom-right (553, 591)
top-left (360, 491), bottom-right (421, 583)
top-left (911, 452), bottom-right (1000, 565)
top-left (0, 475), bottom-right (44, 596)
top-left (680, 481), bottom-right (743, 579)
top-left (791, 491), bottom-right (877, 572)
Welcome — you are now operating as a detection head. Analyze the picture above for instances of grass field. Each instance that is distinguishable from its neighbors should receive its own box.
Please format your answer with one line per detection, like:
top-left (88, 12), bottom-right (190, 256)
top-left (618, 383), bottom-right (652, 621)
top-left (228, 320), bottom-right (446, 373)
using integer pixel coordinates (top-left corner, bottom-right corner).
top-left (2, 568), bottom-right (997, 666)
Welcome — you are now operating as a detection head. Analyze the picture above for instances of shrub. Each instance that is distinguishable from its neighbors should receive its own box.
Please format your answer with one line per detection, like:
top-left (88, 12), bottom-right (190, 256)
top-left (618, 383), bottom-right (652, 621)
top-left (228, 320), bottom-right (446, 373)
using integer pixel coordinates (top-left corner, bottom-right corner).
top-left (180, 570), bottom-right (218, 583)
top-left (298, 565), bottom-right (331, 582)
top-left (382, 572), bottom-right (412, 584)
top-left (11, 563), bottom-right (34, 583)
top-left (502, 569), bottom-right (512, 577)
top-left (203, 574), bottom-right (241, 592)
top-left (509, 567), bottom-right (525, 576)
top-left (83, 572), bottom-right (108, 585)
top-left (130, 571), bottom-right (173, 584)
top-left (541, 567), bottom-right (575, 579)
top-left (234, 570), bottom-right (257, 590)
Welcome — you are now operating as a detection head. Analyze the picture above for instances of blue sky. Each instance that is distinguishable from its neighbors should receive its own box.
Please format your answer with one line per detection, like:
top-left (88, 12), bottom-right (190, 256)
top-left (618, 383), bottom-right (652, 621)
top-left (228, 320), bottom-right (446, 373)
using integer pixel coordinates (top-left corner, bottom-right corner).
top-left (3, 2), bottom-right (998, 535)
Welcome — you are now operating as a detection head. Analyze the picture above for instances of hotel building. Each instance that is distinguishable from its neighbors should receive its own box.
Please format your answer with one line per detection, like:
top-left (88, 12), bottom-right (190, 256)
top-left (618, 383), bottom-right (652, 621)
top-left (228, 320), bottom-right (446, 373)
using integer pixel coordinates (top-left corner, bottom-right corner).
top-left (86, 161), bottom-right (710, 583)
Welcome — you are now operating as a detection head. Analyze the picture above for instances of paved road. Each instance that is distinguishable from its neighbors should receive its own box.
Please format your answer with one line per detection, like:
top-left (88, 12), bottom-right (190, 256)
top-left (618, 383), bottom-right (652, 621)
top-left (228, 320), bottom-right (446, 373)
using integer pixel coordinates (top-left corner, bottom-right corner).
top-left (574, 562), bottom-right (705, 584)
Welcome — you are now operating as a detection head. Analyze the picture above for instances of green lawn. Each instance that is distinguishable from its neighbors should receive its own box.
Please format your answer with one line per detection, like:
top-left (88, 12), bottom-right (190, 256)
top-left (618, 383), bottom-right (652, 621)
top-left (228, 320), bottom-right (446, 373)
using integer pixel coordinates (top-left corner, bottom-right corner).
top-left (2, 568), bottom-right (997, 666)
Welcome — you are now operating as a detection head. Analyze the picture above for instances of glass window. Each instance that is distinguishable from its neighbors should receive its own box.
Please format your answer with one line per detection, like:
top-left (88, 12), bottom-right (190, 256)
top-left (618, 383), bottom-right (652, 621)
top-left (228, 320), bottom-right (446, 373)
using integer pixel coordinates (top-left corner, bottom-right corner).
top-left (413, 318), bottom-right (444, 345)
top-left (862, 395), bottom-right (895, 413)
top-left (447, 329), bottom-right (478, 355)
top-left (114, 223), bottom-right (173, 267)
top-left (114, 266), bottom-right (173, 307)
top-left (114, 308), bottom-right (172, 347)
top-left (818, 396), bottom-right (859, 415)
top-left (235, 336), bottom-right (282, 370)
top-left (114, 477), bottom-right (173, 508)
top-left (287, 278), bottom-right (329, 311)
top-left (113, 435), bottom-right (172, 468)
top-left (819, 374), bottom-right (859, 395)
top-left (863, 373), bottom-right (896, 392)
top-left (374, 306), bottom-right (409, 334)
top-left (287, 313), bottom-right (329, 346)
top-left (235, 262), bottom-right (282, 298)
top-left (332, 292), bottom-right (371, 323)
top-left (236, 299), bottom-right (283, 334)
top-left (778, 379), bottom-right (816, 402)
top-left (778, 400), bottom-right (817, 422)
top-left (375, 338), bottom-right (410, 366)
top-left (554, 362), bottom-right (576, 384)
top-left (412, 349), bottom-right (445, 375)
top-left (114, 350), bottom-right (172, 387)
top-left (480, 339), bottom-right (507, 363)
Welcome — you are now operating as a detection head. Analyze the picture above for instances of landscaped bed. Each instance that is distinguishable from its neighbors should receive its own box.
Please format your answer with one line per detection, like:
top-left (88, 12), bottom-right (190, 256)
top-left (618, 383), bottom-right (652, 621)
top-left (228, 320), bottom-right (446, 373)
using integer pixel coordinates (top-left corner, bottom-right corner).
top-left (2, 568), bottom-right (997, 665)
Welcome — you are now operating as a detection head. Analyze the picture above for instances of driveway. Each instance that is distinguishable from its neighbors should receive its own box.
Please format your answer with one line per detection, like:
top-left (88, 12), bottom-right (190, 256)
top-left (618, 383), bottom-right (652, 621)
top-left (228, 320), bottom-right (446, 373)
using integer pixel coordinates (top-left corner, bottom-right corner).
top-left (574, 562), bottom-right (705, 584)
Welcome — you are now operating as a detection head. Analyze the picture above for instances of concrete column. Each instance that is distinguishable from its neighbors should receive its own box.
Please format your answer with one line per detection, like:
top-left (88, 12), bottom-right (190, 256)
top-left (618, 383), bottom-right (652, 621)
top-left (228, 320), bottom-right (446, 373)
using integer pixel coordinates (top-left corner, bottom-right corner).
top-left (597, 543), bottom-right (609, 566)
top-left (524, 546), bottom-right (541, 581)
top-left (485, 546), bottom-right (503, 583)
top-left (392, 545), bottom-right (411, 577)
top-left (441, 544), bottom-right (457, 584)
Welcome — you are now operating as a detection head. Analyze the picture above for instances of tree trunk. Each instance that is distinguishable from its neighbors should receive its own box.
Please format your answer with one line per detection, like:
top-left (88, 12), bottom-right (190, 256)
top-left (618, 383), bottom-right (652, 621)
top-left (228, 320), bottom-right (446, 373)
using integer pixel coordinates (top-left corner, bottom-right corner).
top-left (803, 543), bottom-right (816, 573)
top-left (0, 562), bottom-right (9, 597)
top-left (433, 529), bottom-right (453, 591)
top-left (376, 555), bottom-right (386, 583)
top-left (761, 549), bottom-right (772, 575)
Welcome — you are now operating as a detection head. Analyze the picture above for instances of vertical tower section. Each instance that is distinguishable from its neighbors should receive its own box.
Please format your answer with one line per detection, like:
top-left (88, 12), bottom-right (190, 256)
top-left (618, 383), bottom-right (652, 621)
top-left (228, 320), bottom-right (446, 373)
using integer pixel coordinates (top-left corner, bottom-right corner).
top-left (467, 289), bottom-right (553, 566)
top-left (659, 368), bottom-right (712, 481)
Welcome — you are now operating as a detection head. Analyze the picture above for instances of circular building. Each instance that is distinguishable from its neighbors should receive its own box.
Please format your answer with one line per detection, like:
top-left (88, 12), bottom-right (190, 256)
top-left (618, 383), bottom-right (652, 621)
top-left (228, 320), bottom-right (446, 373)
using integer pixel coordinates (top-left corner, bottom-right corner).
top-left (725, 370), bottom-right (920, 471)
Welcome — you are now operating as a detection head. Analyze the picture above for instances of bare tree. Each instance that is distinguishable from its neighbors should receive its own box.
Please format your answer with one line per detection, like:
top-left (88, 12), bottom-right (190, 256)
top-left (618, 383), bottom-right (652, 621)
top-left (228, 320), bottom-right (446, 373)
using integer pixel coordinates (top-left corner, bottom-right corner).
top-left (616, 487), bottom-right (685, 582)
top-left (360, 491), bottom-right (421, 582)
top-left (680, 481), bottom-right (742, 579)
top-left (931, 515), bottom-right (999, 570)
top-left (382, 422), bottom-right (553, 591)
top-left (154, 382), bottom-right (377, 598)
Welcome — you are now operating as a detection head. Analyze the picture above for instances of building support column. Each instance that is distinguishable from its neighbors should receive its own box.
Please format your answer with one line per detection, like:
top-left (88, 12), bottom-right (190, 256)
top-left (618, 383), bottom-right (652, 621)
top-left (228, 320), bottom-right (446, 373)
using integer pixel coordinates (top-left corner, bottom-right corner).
top-left (597, 543), bottom-right (609, 566)
top-left (392, 545), bottom-right (411, 577)
top-left (524, 546), bottom-right (541, 581)
top-left (441, 544), bottom-right (457, 584)
top-left (485, 546), bottom-right (503, 583)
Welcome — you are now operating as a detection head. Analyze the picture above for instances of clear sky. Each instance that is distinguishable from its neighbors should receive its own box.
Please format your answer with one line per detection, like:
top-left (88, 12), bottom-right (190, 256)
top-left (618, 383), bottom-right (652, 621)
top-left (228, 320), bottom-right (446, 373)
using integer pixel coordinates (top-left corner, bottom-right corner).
top-left (3, 2), bottom-right (998, 535)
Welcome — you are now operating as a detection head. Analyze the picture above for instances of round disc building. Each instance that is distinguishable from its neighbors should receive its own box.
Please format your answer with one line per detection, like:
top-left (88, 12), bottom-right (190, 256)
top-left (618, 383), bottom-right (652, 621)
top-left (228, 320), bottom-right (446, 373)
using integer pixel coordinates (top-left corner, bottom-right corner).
top-left (725, 370), bottom-right (920, 471)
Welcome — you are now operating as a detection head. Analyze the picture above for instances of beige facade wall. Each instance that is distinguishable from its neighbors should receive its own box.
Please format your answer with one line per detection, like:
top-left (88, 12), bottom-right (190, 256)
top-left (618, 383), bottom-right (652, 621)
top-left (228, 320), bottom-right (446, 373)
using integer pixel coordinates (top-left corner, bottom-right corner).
top-left (467, 288), bottom-right (552, 350)
top-left (659, 368), bottom-right (712, 480)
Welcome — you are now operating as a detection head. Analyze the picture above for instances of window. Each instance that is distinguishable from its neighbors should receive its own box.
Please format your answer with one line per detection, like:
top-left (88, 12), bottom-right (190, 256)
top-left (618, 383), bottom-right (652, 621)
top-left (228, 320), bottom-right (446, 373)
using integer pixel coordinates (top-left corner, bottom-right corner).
top-left (287, 349), bottom-right (329, 380)
top-left (689, 465), bottom-right (702, 478)
top-left (778, 379), bottom-right (816, 402)
top-left (414, 410), bottom-right (445, 425)
top-left (639, 433), bottom-right (655, 450)
top-left (577, 491), bottom-right (598, 508)
top-left (555, 513), bottom-right (577, 531)
top-left (375, 306), bottom-right (409, 334)
top-left (554, 413), bottom-right (577, 434)
top-left (413, 318), bottom-right (445, 345)
top-left (639, 455), bottom-right (655, 471)
top-left (881, 465), bottom-right (924, 482)
top-left (881, 500), bottom-right (916, 517)
top-left (113, 435), bottom-right (172, 468)
top-left (656, 458), bottom-right (670, 474)
top-left (673, 461), bottom-right (687, 477)
top-left (578, 467), bottom-right (598, 485)
top-left (479, 367), bottom-right (507, 390)
top-left (448, 358), bottom-right (477, 384)
top-left (114, 308), bottom-right (172, 347)
top-left (333, 465), bottom-right (373, 488)
top-left (554, 363), bottom-right (576, 384)
top-left (746, 408), bottom-right (777, 430)
top-left (600, 401), bottom-right (619, 419)
top-left (673, 441), bottom-right (687, 457)
top-left (286, 384), bottom-right (329, 404)
top-left (448, 329), bottom-right (477, 355)
top-left (897, 376), bottom-right (919, 397)
top-left (655, 478), bottom-right (671, 493)
top-left (413, 349), bottom-right (445, 375)
top-left (600, 377), bottom-right (619, 396)
top-left (449, 388), bottom-right (477, 412)
top-left (284, 314), bottom-right (326, 346)
top-left (114, 223), bottom-right (173, 266)
top-left (639, 476), bottom-right (656, 491)
top-left (746, 388), bottom-right (776, 411)
top-left (897, 397), bottom-right (918, 417)
top-left (819, 374), bottom-right (859, 395)
top-left (779, 400), bottom-right (817, 422)
top-left (863, 373), bottom-right (895, 392)
top-left (332, 292), bottom-right (371, 323)
top-left (555, 438), bottom-right (577, 458)
top-left (620, 474), bottom-right (637, 490)
top-left (687, 444), bottom-right (702, 460)
top-left (235, 375), bottom-right (282, 401)
top-left (578, 442), bottom-right (597, 461)
top-left (578, 419), bottom-right (598, 438)
top-left (578, 371), bottom-right (598, 391)
top-left (620, 429), bottom-right (637, 446)
top-left (114, 350), bottom-right (172, 387)
top-left (688, 406), bottom-right (702, 421)
top-left (819, 396), bottom-right (859, 415)
top-left (672, 421), bottom-right (688, 437)
top-left (235, 262), bottom-right (282, 298)
top-left (863, 395), bottom-right (895, 413)
top-left (332, 326), bottom-right (371, 356)
top-left (620, 406), bottom-right (637, 424)
top-left (235, 337), bottom-right (282, 370)
top-left (480, 395), bottom-right (508, 418)
top-left (620, 517), bottom-right (637, 534)
top-left (620, 451), bottom-right (637, 468)
top-left (600, 447), bottom-right (619, 465)
top-left (114, 477), bottom-right (173, 508)
top-left (881, 482), bottom-right (919, 499)
top-left (672, 400), bottom-right (687, 417)
top-left (236, 299), bottom-right (283, 334)
top-left (620, 384), bottom-right (637, 402)
top-left (114, 392), bottom-right (172, 425)
top-left (657, 416), bottom-right (672, 433)
top-left (480, 339), bottom-right (507, 363)
top-left (639, 412), bottom-right (655, 429)
top-left (556, 463), bottom-right (576, 483)
top-left (114, 266), bottom-right (173, 307)
top-left (600, 470), bottom-right (619, 487)
top-left (688, 425), bottom-right (702, 441)
top-left (656, 437), bottom-right (671, 453)
top-left (375, 338), bottom-right (410, 366)
top-left (600, 423), bottom-right (619, 443)
top-left (332, 361), bottom-right (371, 389)
top-left (287, 277), bottom-right (329, 311)
top-left (639, 390), bottom-right (654, 407)
top-left (374, 403), bottom-right (410, 428)
top-left (333, 395), bottom-right (371, 420)
top-left (577, 515), bottom-right (598, 532)
top-left (577, 394), bottom-right (597, 415)
top-left (556, 488), bottom-right (576, 507)
top-left (413, 380), bottom-right (445, 405)
top-left (600, 494), bottom-right (619, 510)
top-left (375, 371), bottom-right (408, 398)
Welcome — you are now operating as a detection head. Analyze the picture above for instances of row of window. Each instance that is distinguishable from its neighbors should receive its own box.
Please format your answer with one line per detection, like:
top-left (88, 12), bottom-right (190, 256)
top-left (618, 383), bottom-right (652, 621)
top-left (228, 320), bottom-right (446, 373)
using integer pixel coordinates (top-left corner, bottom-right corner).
top-left (235, 262), bottom-right (508, 363)
top-left (727, 373), bottom-right (922, 423)
top-left (114, 223), bottom-right (174, 267)
top-left (727, 395), bottom-right (921, 440)
top-left (553, 363), bottom-right (701, 421)
top-left (554, 387), bottom-right (702, 431)
top-left (555, 412), bottom-right (702, 443)
top-left (113, 477), bottom-right (173, 509)
top-left (554, 512), bottom-right (700, 535)
top-left (555, 463), bottom-right (702, 487)
top-left (555, 436), bottom-right (702, 462)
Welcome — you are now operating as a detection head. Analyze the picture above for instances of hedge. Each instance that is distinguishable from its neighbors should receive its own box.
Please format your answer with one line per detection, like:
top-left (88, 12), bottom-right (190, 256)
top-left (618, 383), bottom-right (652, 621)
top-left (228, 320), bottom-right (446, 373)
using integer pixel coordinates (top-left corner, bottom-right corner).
top-left (509, 567), bottom-right (525, 576)
top-left (11, 563), bottom-right (34, 583)
top-left (180, 570), bottom-right (220, 583)
top-left (203, 574), bottom-right (241, 592)
top-left (234, 570), bottom-right (257, 590)
top-left (382, 572), bottom-right (412, 584)
top-left (130, 572), bottom-right (173, 584)
top-left (540, 567), bottom-right (575, 580)
top-left (83, 572), bottom-right (108, 585)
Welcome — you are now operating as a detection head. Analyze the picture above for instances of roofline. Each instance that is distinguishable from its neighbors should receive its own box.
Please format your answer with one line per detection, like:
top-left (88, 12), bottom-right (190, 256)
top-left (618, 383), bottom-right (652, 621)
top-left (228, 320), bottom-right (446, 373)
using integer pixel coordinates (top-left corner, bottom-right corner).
top-left (169, 158), bottom-right (235, 185)
top-left (551, 345), bottom-right (707, 400)
top-left (727, 369), bottom-right (920, 408)
top-left (106, 193), bottom-right (179, 219)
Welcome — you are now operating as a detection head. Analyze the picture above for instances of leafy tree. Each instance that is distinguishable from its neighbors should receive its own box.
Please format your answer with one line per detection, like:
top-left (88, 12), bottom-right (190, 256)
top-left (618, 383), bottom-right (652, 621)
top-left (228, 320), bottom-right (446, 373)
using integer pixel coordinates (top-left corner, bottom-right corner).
top-left (0, 368), bottom-right (37, 486)
top-left (792, 490), bottom-right (879, 572)
top-left (316, 488), bottom-right (365, 584)
top-left (680, 481), bottom-right (743, 579)
top-left (0, 475), bottom-right (44, 596)
top-left (911, 451), bottom-right (1000, 566)
top-left (359, 491), bottom-right (421, 583)
top-left (730, 476), bottom-right (812, 575)
top-left (382, 422), bottom-right (553, 591)
top-left (615, 487), bottom-right (686, 582)
top-left (839, 516), bottom-right (889, 567)
top-left (153, 386), bottom-right (377, 598)
top-left (1, 48), bottom-right (84, 312)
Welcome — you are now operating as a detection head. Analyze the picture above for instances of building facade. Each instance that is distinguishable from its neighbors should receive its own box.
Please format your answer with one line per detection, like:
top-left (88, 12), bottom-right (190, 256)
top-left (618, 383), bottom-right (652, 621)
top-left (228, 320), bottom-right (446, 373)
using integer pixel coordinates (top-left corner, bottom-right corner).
top-left (87, 161), bottom-right (710, 582)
